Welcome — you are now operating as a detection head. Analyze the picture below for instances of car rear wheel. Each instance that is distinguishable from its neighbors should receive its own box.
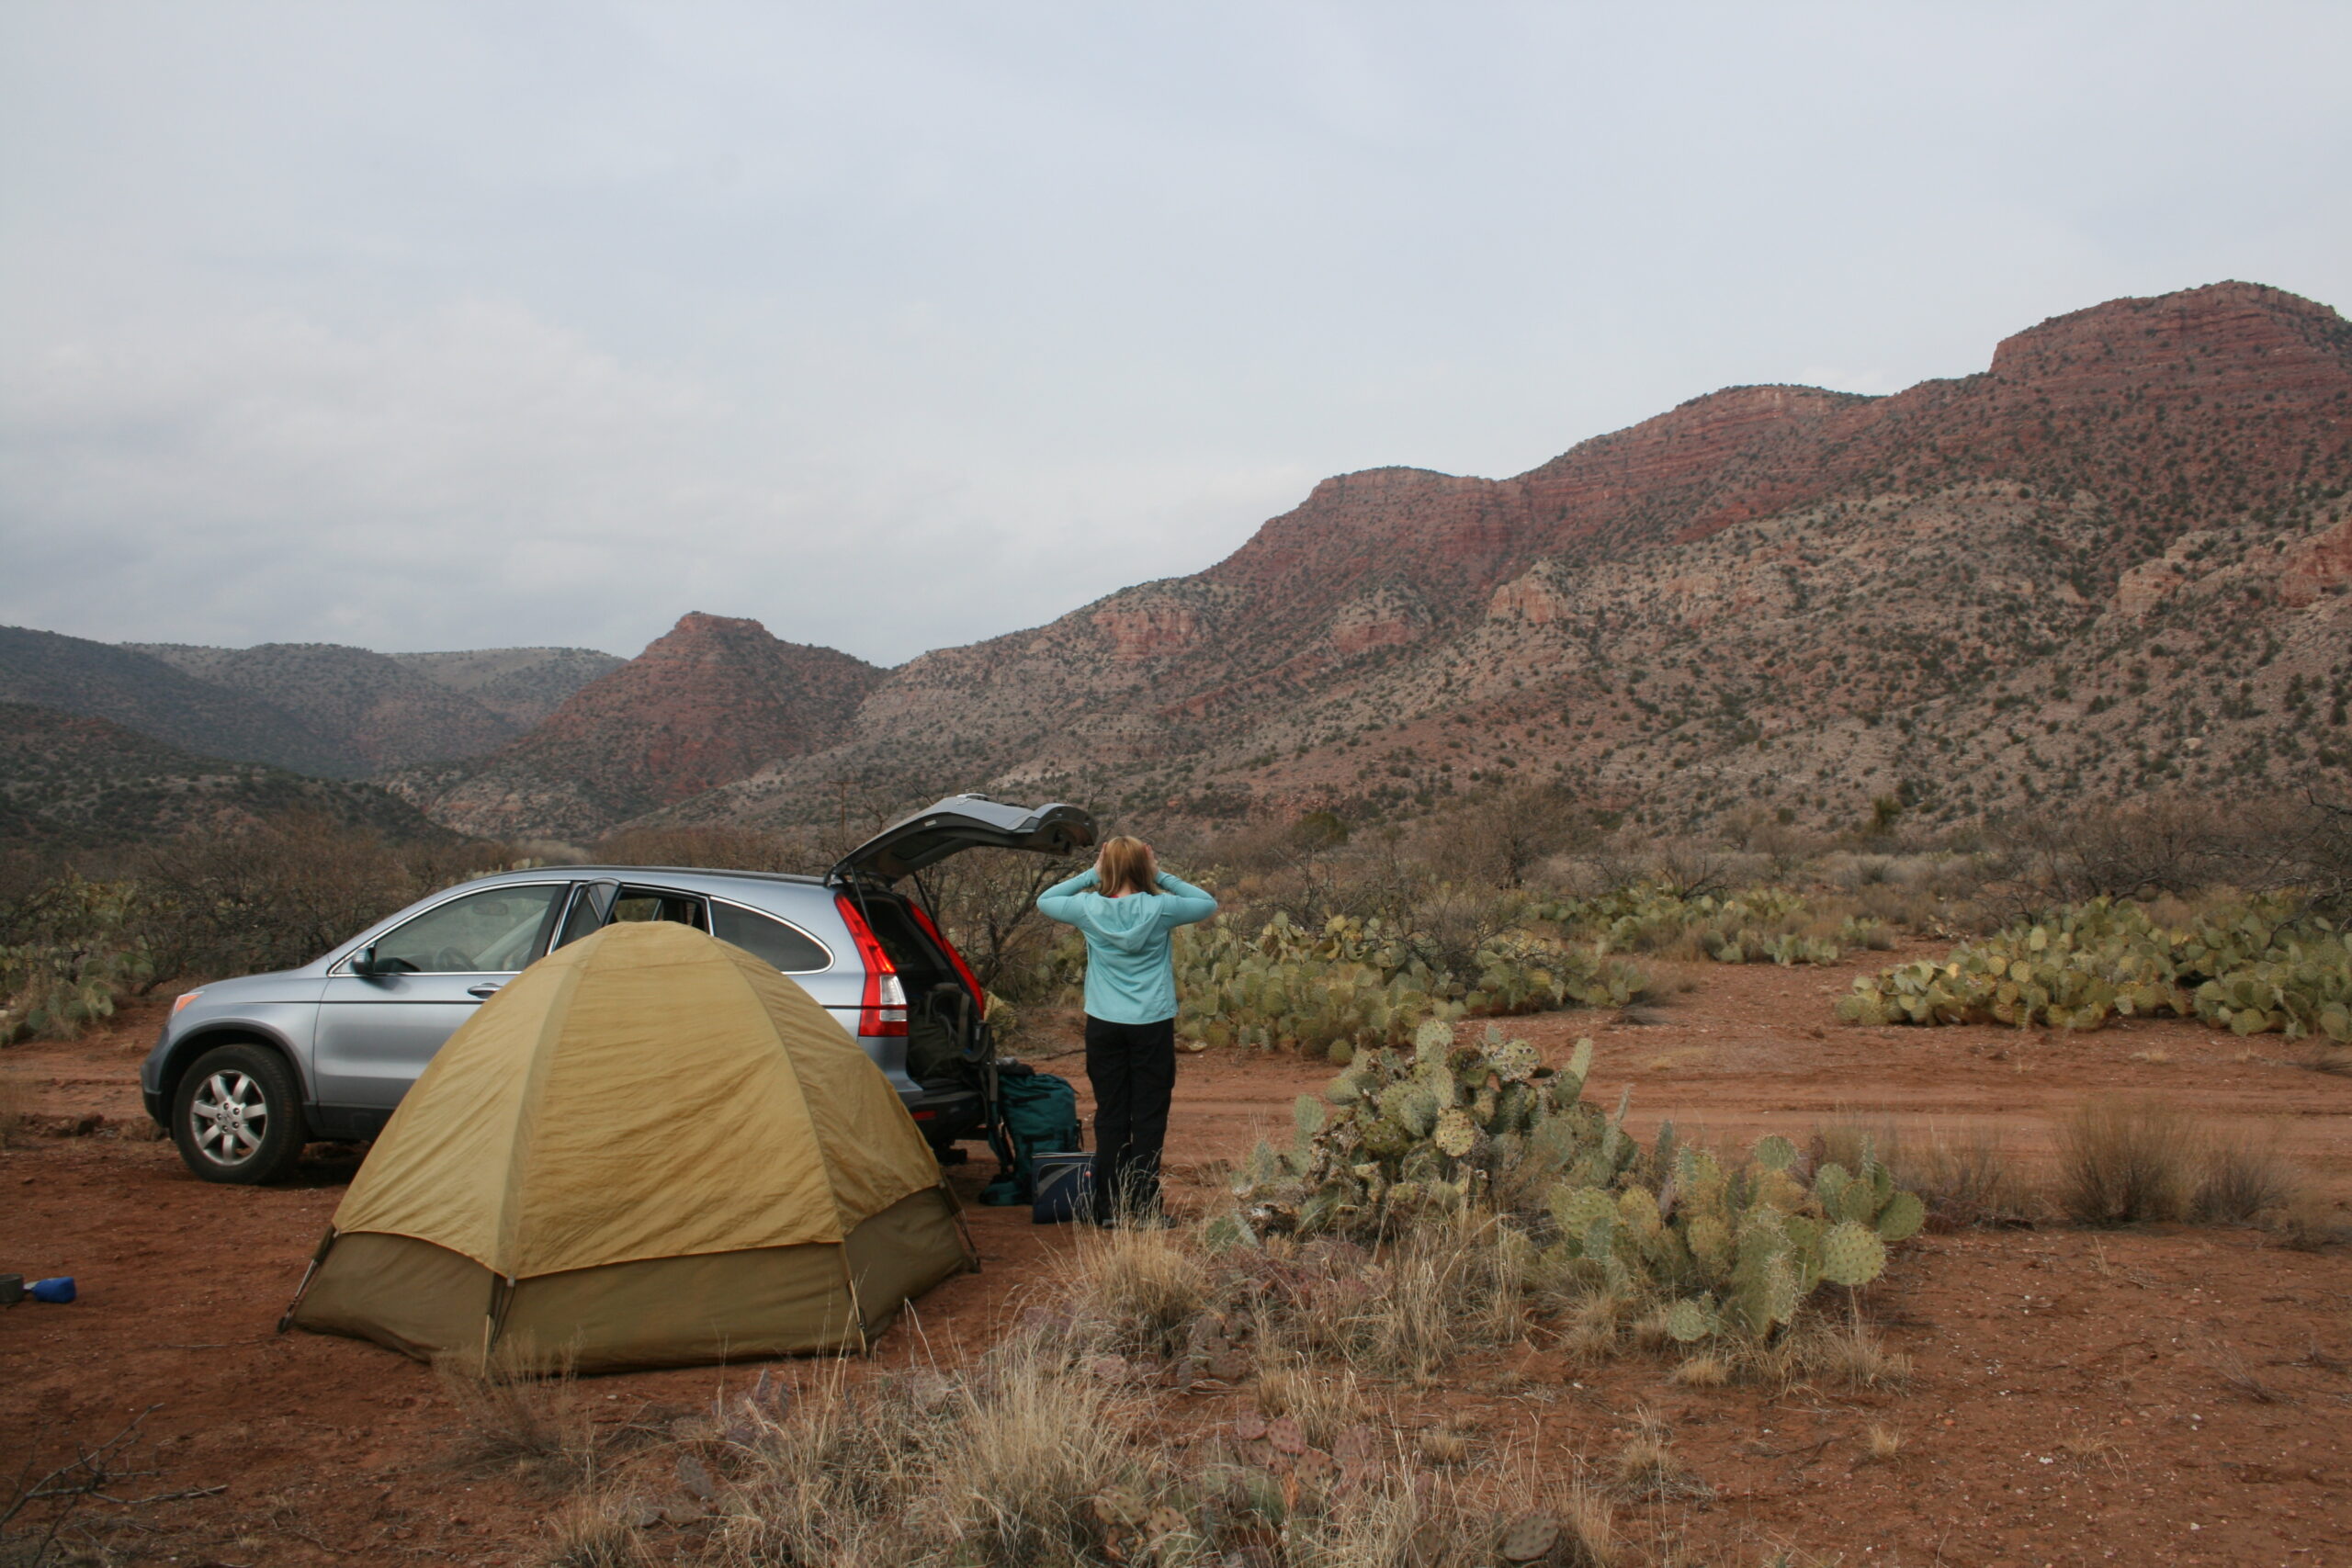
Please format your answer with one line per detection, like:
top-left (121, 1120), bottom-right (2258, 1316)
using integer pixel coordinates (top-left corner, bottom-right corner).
top-left (172, 1043), bottom-right (308, 1185)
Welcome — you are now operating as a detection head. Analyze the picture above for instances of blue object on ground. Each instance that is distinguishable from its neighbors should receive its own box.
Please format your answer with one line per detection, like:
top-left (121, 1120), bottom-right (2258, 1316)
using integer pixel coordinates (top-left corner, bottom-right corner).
top-left (29, 1277), bottom-right (74, 1303)
top-left (1030, 1151), bottom-right (1095, 1225)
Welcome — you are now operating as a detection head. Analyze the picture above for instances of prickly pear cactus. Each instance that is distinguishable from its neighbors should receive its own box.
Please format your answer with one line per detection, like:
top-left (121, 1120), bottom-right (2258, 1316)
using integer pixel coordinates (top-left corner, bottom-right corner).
top-left (1227, 1027), bottom-right (1927, 1335)
top-left (1839, 895), bottom-right (2351, 1039)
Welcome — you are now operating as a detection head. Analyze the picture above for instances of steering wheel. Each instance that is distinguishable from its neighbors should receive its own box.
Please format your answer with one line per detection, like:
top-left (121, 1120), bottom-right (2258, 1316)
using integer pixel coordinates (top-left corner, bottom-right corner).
top-left (429, 946), bottom-right (475, 973)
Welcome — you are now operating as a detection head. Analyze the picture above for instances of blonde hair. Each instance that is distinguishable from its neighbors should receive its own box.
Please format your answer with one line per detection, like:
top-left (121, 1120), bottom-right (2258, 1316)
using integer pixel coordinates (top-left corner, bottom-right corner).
top-left (1096, 836), bottom-right (1158, 897)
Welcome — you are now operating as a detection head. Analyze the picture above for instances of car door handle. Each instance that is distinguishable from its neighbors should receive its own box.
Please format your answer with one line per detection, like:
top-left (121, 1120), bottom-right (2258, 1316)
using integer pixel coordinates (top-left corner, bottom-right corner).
top-left (466, 982), bottom-right (503, 998)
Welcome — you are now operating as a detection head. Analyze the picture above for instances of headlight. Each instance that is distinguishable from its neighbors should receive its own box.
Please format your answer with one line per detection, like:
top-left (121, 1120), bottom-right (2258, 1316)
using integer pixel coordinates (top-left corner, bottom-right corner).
top-left (171, 990), bottom-right (203, 1016)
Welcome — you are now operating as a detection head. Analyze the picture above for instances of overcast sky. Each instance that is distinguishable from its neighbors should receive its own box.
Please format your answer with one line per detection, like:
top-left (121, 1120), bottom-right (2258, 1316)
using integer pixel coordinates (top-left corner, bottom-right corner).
top-left (3, 3), bottom-right (2346, 667)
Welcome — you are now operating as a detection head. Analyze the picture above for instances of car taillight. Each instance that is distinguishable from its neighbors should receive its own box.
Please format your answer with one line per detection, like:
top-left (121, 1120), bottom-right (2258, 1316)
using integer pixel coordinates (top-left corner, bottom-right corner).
top-left (906, 902), bottom-right (986, 1013)
top-left (834, 893), bottom-right (909, 1037)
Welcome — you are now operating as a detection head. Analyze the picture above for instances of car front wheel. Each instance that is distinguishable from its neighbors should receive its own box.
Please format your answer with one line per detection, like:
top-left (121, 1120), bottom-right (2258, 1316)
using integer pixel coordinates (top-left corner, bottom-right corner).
top-left (172, 1043), bottom-right (308, 1185)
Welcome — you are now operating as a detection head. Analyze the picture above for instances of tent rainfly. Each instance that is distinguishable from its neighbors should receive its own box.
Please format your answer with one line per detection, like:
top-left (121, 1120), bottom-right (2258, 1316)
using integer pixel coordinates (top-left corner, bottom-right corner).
top-left (282, 919), bottom-right (974, 1371)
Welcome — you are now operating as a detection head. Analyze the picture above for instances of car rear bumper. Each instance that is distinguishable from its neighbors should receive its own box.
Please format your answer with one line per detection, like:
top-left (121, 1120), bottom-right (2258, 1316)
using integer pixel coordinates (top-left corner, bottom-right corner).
top-left (905, 1086), bottom-right (985, 1145)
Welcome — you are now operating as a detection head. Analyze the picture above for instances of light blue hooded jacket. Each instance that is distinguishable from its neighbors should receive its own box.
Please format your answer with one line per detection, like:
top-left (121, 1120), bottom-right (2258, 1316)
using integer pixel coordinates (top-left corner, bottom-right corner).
top-left (1036, 867), bottom-right (1219, 1025)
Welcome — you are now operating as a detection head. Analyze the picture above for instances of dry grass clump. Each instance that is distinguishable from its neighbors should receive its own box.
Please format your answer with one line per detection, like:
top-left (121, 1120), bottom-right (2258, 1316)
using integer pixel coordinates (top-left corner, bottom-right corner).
top-left (435, 1346), bottom-right (595, 1489)
top-left (1663, 1309), bottom-right (1911, 1393)
top-left (2057, 1098), bottom-right (2198, 1225)
top-left (1900, 1124), bottom-right (2037, 1228)
top-left (1604, 1406), bottom-right (1709, 1504)
top-left (541, 1496), bottom-right (647, 1568)
top-left (2191, 1131), bottom-right (2301, 1224)
top-left (1667, 1354), bottom-right (1729, 1388)
top-left (629, 1342), bottom-right (1619, 1568)
top-left (2059, 1099), bottom-right (2309, 1230)
top-left (1860, 1422), bottom-right (1905, 1463)
top-left (1056, 1223), bottom-right (1212, 1356)
top-left (1251, 1352), bottom-right (1372, 1450)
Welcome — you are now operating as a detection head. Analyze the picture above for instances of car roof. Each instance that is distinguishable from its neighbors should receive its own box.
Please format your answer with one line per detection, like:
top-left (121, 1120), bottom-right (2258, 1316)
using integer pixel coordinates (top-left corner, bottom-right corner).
top-left (457, 864), bottom-right (831, 891)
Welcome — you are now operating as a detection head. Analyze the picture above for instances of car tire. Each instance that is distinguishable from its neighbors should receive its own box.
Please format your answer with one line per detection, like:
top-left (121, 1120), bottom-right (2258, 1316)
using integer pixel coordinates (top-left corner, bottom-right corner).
top-left (172, 1043), bottom-right (309, 1185)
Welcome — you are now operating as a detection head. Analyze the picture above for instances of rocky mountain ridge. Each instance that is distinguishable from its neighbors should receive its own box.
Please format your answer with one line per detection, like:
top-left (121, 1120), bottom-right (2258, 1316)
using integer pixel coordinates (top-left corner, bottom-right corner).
top-left (382, 614), bottom-right (882, 840)
top-left (654, 280), bottom-right (2350, 840)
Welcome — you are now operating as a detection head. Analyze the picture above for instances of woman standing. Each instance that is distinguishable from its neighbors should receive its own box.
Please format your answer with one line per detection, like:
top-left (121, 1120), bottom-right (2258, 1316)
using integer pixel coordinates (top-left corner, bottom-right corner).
top-left (1036, 837), bottom-right (1217, 1224)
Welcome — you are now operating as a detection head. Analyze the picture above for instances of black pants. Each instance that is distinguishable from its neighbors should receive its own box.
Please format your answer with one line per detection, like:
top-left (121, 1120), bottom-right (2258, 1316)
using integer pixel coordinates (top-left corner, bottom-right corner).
top-left (1084, 1015), bottom-right (1176, 1222)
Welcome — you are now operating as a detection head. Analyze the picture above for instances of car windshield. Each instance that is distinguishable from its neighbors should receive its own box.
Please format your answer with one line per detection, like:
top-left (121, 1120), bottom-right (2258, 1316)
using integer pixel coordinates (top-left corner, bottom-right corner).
top-left (374, 886), bottom-right (563, 974)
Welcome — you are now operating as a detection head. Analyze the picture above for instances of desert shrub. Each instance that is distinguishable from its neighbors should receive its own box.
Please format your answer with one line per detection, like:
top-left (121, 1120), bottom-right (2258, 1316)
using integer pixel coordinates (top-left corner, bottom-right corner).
top-left (2191, 1131), bottom-right (2301, 1224)
top-left (2057, 1099), bottom-right (2197, 1225)
top-left (1838, 893), bottom-right (2352, 1039)
top-left (1992, 795), bottom-right (2336, 906)
top-left (0, 874), bottom-right (154, 1043)
top-left (131, 815), bottom-right (516, 983)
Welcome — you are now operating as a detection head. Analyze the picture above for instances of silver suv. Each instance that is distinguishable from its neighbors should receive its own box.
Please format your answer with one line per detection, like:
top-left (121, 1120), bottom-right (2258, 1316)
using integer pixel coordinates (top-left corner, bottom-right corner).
top-left (141, 795), bottom-right (1095, 1184)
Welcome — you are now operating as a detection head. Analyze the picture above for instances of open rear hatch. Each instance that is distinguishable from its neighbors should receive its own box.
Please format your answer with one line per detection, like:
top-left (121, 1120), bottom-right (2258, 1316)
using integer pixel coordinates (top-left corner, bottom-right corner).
top-left (829, 795), bottom-right (1097, 884)
top-left (828, 796), bottom-right (1097, 1128)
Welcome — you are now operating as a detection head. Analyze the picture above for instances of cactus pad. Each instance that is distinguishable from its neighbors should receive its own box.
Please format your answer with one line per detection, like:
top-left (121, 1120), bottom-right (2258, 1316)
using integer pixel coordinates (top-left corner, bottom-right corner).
top-left (1499, 1513), bottom-right (1562, 1562)
top-left (1493, 1038), bottom-right (1543, 1083)
top-left (1751, 1134), bottom-right (1797, 1171)
top-left (1433, 1107), bottom-right (1477, 1158)
top-left (1874, 1190), bottom-right (1926, 1242)
top-left (1819, 1220), bottom-right (1888, 1286)
top-left (1663, 1298), bottom-right (1715, 1342)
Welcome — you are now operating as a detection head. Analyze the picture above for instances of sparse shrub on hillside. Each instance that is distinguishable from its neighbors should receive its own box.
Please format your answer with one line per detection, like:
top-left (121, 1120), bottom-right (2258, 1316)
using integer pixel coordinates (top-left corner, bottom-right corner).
top-left (591, 824), bottom-right (816, 874)
top-left (1838, 894), bottom-right (2352, 1038)
top-left (910, 846), bottom-right (1093, 997)
top-left (0, 816), bottom-right (526, 1036)
top-left (131, 815), bottom-right (515, 983)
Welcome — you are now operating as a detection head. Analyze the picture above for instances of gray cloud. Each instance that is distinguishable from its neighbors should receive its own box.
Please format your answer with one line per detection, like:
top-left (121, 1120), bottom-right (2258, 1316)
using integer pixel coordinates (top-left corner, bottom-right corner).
top-left (4, 1), bottom-right (2346, 664)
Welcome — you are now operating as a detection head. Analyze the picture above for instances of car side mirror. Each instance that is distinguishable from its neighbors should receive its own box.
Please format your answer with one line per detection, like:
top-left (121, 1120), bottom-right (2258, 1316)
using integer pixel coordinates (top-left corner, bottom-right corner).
top-left (350, 943), bottom-right (388, 979)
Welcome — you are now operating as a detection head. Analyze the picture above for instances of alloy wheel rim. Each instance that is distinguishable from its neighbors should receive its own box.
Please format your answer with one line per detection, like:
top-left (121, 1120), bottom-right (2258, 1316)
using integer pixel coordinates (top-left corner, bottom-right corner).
top-left (189, 1069), bottom-right (268, 1165)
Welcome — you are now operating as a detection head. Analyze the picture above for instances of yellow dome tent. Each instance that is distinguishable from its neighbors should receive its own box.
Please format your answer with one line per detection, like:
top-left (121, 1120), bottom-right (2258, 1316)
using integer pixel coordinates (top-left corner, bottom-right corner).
top-left (283, 919), bottom-right (974, 1371)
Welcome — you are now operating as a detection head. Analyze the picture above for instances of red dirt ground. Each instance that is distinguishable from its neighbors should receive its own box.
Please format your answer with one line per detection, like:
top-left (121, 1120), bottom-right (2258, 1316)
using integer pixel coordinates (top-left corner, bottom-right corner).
top-left (4, 944), bottom-right (2348, 1565)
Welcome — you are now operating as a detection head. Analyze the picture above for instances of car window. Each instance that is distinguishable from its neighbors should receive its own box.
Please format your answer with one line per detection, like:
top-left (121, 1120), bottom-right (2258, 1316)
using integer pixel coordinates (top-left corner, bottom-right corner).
top-left (551, 886), bottom-right (605, 951)
top-left (711, 901), bottom-right (831, 973)
top-left (371, 886), bottom-right (564, 974)
top-left (610, 889), bottom-right (707, 931)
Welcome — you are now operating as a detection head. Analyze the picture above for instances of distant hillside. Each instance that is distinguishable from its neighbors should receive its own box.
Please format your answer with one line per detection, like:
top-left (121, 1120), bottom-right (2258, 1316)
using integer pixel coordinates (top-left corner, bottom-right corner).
top-left (0, 627), bottom-right (367, 778)
top-left (391, 646), bottom-right (625, 728)
top-left (126, 641), bottom-right (520, 769)
top-left (0, 703), bottom-right (453, 852)
top-left (386, 614), bottom-right (882, 840)
top-left (634, 280), bottom-right (2351, 839)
